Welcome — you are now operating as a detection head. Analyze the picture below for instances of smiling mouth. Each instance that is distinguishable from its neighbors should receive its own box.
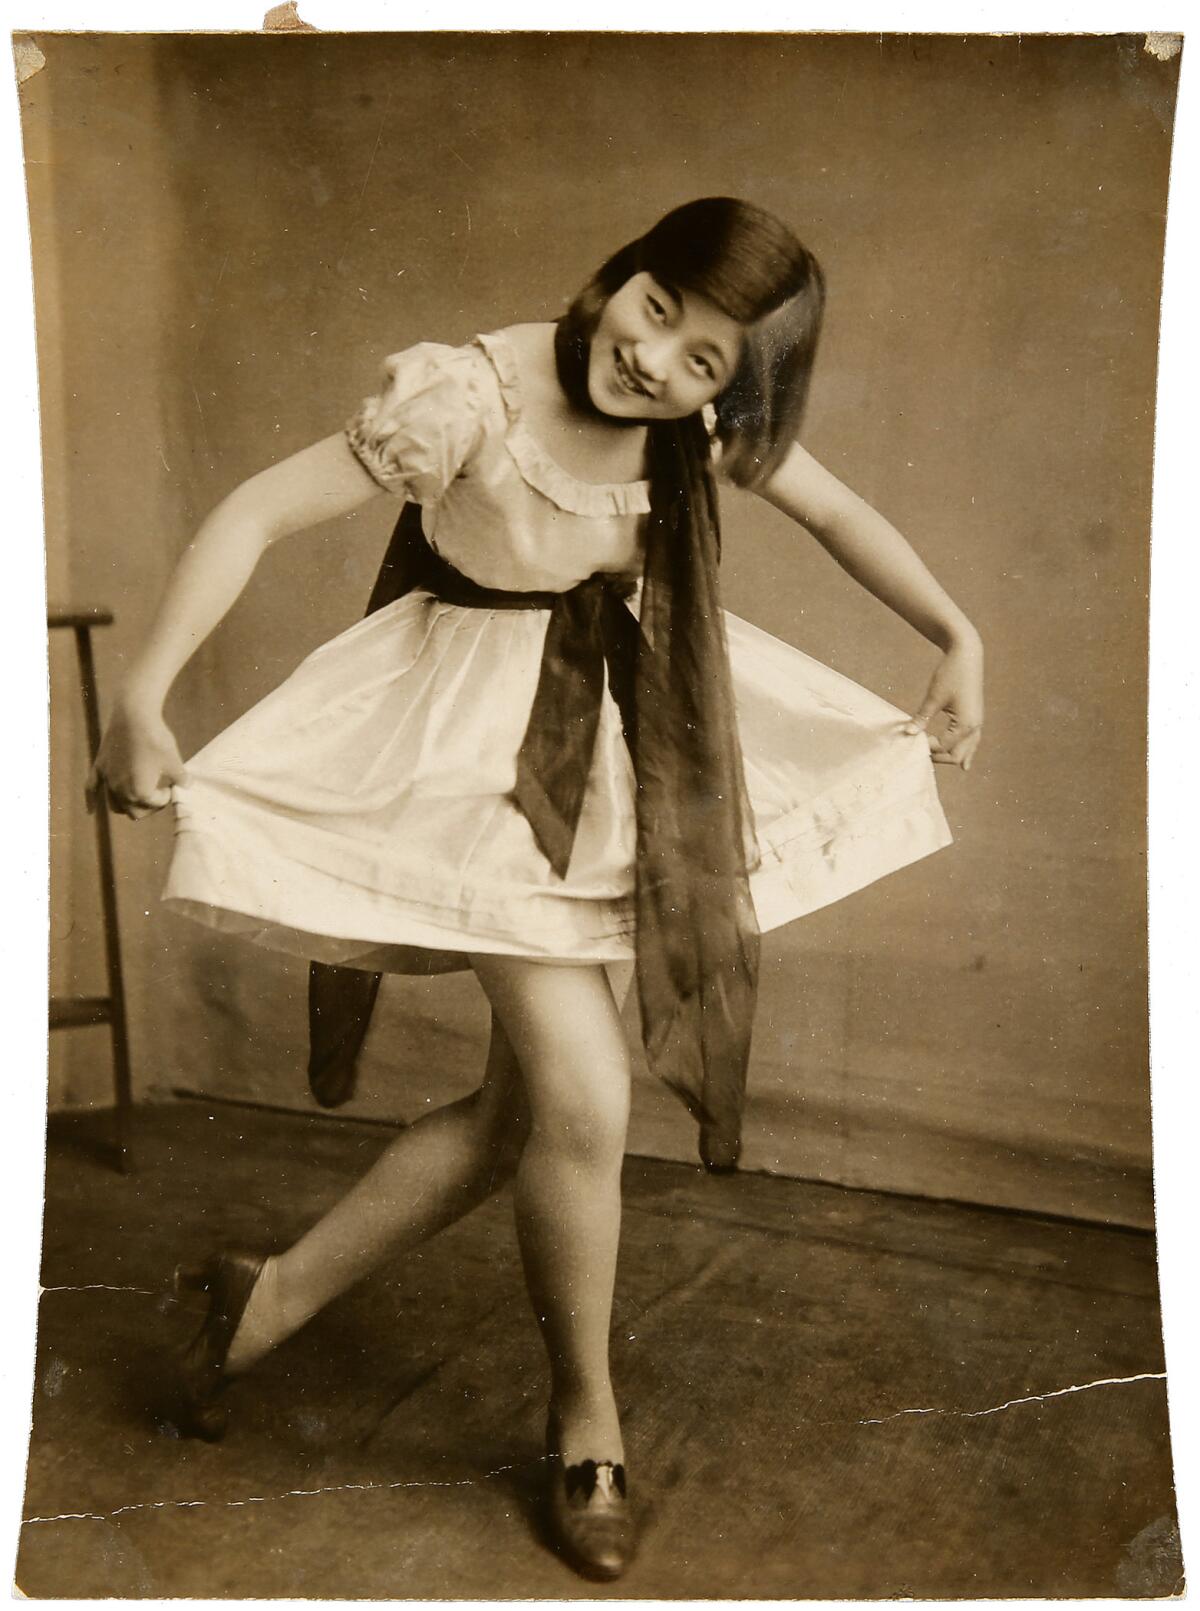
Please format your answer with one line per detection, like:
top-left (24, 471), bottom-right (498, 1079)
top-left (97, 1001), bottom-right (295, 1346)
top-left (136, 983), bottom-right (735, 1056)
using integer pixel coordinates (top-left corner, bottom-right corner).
top-left (614, 348), bottom-right (653, 400)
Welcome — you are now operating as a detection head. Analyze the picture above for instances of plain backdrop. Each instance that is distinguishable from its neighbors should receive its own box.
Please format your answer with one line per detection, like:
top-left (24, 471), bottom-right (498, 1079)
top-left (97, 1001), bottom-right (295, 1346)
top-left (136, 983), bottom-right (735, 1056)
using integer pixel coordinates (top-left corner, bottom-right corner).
top-left (27, 30), bottom-right (1179, 1227)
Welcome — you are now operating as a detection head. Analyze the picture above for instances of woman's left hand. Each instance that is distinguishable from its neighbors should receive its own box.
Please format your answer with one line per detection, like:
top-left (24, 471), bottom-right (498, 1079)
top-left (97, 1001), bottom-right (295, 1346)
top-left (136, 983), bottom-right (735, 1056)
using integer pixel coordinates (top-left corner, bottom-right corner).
top-left (903, 634), bottom-right (984, 772)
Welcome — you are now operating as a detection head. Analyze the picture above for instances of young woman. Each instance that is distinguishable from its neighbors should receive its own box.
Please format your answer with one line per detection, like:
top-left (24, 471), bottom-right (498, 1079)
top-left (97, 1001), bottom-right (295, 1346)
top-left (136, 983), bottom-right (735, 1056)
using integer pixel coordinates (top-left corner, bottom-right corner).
top-left (90, 197), bottom-right (983, 1581)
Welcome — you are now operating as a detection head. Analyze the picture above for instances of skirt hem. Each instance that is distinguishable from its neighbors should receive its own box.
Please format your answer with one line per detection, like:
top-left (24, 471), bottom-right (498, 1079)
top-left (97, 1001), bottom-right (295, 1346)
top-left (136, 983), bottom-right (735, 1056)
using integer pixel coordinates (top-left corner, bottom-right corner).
top-left (163, 760), bottom-right (952, 972)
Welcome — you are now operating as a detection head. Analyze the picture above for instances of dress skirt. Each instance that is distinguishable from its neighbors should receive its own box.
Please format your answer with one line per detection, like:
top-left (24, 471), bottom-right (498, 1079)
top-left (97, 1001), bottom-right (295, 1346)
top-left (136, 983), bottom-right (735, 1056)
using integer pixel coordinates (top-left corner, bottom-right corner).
top-left (164, 588), bottom-right (952, 969)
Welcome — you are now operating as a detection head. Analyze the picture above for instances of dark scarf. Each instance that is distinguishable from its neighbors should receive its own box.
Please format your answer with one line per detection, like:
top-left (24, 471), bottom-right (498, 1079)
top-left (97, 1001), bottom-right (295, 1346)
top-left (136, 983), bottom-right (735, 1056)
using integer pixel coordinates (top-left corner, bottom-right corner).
top-left (309, 322), bottom-right (760, 1169)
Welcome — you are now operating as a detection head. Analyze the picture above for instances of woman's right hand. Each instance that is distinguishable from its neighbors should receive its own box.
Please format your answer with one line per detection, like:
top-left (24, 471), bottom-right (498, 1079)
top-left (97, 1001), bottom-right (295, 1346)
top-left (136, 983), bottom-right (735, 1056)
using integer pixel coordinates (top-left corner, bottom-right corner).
top-left (85, 699), bottom-right (190, 820)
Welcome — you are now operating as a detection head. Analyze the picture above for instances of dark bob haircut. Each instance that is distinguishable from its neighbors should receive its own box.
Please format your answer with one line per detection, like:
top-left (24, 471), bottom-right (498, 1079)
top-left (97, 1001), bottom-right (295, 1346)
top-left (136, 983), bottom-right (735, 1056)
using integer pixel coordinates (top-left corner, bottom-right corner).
top-left (559, 197), bottom-right (825, 489)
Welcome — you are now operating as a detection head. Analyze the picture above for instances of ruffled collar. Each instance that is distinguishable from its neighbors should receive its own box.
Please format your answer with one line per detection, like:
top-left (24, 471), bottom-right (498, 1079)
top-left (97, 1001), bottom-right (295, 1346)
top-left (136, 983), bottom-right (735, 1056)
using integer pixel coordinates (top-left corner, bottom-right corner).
top-left (474, 329), bottom-right (652, 519)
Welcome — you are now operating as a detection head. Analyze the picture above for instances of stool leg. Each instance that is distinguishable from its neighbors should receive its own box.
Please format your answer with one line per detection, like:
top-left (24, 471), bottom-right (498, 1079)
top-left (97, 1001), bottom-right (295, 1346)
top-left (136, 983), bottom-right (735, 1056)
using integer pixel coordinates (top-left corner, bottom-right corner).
top-left (75, 625), bottom-right (134, 1173)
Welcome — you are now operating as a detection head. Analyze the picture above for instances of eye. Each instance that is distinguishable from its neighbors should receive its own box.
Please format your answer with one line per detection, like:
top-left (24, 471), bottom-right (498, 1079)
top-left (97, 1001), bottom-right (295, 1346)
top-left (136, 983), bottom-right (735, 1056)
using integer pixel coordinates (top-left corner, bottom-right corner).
top-left (646, 293), bottom-right (668, 323)
top-left (689, 353), bottom-right (716, 381)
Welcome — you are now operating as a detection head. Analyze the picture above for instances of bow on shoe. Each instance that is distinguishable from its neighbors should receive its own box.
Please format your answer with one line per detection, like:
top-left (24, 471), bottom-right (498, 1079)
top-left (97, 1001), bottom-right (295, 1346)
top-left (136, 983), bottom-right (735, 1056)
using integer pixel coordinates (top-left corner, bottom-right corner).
top-left (564, 1459), bottom-right (628, 1503)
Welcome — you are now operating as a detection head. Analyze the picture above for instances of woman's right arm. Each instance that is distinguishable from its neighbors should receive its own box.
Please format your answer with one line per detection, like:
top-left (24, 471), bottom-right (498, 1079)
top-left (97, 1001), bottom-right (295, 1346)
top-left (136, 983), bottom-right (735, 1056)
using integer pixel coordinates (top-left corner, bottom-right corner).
top-left (89, 433), bottom-right (385, 817)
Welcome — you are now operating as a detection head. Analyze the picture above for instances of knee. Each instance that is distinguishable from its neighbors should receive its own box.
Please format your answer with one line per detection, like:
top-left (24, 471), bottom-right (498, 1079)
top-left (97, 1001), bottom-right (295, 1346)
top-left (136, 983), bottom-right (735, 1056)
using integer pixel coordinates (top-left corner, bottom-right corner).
top-left (531, 1076), bottom-right (630, 1170)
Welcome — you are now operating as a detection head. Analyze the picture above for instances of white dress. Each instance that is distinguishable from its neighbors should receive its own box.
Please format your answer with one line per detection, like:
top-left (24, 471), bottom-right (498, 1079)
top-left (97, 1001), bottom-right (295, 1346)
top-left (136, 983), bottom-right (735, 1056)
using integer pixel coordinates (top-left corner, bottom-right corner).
top-left (164, 329), bottom-right (952, 970)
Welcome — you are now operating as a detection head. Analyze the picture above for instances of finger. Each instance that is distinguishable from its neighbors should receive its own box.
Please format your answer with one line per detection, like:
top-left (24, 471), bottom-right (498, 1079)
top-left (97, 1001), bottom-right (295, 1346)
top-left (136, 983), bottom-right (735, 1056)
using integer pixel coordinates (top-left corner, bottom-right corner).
top-left (926, 732), bottom-right (948, 755)
top-left (903, 694), bottom-right (941, 736)
top-left (130, 790), bottom-right (170, 817)
top-left (947, 728), bottom-right (982, 769)
top-left (105, 782), bottom-right (157, 821)
top-left (105, 783), bottom-right (139, 820)
top-left (131, 766), bottom-right (176, 810)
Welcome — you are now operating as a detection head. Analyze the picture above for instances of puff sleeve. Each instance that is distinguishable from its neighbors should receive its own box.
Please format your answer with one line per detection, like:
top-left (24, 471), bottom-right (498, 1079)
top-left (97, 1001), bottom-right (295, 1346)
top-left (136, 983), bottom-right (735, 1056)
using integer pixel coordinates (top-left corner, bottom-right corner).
top-left (345, 342), bottom-right (488, 503)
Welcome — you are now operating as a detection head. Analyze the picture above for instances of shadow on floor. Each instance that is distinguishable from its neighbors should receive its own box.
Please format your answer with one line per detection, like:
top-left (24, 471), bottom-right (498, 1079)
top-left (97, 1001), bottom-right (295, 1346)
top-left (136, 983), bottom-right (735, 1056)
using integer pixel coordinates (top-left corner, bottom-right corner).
top-left (15, 1101), bottom-right (1183, 1598)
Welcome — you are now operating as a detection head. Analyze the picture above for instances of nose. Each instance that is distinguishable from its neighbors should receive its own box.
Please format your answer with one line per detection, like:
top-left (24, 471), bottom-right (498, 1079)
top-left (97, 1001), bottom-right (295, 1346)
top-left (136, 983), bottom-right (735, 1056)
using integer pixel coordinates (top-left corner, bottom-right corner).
top-left (632, 338), bottom-right (669, 385)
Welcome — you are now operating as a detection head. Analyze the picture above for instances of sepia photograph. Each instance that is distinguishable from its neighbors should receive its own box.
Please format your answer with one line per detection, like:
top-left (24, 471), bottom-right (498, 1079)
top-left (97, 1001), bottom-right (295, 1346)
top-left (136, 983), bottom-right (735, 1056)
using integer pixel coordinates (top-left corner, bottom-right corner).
top-left (10, 15), bottom-right (1189, 1598)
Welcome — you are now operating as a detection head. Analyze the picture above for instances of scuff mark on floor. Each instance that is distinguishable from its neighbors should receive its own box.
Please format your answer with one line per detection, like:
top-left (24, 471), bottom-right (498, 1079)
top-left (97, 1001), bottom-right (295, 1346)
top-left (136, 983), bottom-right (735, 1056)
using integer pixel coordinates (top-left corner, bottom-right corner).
top-left (854, 1370), bottom-right (1166, 1426)
top-left (41, 1284), bottom-right (157, 1297)
top-left (23, 1454), bottom-right (549, 1528)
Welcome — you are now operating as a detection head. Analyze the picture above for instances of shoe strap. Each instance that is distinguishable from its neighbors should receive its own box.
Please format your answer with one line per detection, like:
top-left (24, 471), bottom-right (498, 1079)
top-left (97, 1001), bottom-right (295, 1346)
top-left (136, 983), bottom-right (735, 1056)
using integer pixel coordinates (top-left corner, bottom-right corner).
top-left (564, 1459), bottom-right (627, 1501)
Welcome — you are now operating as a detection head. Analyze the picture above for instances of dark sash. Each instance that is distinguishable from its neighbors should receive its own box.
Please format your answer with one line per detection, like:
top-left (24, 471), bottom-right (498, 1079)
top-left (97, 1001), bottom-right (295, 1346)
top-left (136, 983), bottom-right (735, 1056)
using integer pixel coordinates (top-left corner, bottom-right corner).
top-left (309, 417), bottom-right (759, 1171)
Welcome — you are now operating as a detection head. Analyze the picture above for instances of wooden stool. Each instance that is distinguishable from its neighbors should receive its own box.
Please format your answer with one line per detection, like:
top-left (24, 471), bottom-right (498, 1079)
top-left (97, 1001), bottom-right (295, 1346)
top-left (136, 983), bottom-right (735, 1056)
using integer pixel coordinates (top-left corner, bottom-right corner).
top-left (49, 606), bottom-right (134, 1172)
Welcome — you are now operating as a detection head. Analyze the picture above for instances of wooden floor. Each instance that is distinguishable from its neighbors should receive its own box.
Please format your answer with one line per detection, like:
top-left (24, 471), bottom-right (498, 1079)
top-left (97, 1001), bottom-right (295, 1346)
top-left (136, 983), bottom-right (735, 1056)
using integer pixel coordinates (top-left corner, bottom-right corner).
top-left (17, 1101), bottom-right (1183, 1599)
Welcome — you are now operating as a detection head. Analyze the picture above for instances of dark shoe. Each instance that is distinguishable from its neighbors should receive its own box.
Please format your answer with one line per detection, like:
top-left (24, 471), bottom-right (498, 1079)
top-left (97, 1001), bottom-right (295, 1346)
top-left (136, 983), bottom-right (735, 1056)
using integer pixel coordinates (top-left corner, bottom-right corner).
top-left (169, 1251), bottom-right (267, 1441)
top-left (545, 1416), bottom-right (636, 1581)
top-left (308, 962), bottom-right (382, 1107)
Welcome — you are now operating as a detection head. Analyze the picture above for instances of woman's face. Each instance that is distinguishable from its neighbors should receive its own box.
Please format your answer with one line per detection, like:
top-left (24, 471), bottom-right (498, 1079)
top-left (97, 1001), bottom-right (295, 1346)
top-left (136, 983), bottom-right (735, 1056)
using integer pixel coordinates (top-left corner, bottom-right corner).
top-left (587, 271), bottom-right (744, 421)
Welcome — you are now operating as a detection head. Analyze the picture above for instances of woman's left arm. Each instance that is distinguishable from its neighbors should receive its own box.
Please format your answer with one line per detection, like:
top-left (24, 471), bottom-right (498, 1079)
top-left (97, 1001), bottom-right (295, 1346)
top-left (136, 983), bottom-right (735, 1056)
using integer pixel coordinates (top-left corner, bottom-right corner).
top-left (758, 442), bottom-right (984, 770)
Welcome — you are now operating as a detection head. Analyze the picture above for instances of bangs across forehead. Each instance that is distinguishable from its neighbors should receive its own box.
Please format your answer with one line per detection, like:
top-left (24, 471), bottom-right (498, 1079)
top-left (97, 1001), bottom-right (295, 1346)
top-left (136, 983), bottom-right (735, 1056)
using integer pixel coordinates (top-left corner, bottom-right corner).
top-left (638, 201), bottom-right (811, 325)
top-left (644, 255), bottom-right (797, 327)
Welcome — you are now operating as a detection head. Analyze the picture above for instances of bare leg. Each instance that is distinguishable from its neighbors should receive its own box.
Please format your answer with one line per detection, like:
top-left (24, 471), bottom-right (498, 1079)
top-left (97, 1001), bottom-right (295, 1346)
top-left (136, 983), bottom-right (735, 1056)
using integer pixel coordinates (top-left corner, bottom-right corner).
top-left (471, 955), bottom-right (631, 1470)
top-left (225, 1014), bottom-right (527, 1371)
